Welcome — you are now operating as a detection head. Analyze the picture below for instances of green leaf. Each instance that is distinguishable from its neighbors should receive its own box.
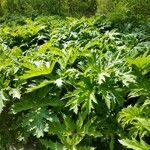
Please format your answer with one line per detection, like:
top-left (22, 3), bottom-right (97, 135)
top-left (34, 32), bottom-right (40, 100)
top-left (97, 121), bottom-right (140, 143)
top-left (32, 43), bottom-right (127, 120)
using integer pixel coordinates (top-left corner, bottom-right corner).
top-left (127, 51), bottom-right (150, 74)
top-left (41, 139), bottom-right (66, 150)
top-left (98, 72), bottom-right (110, 85)
top-left (9, 88), bottom-right (21, 99)
top-left (119, 139), bottom-right (150, 150)
top-left (38, 42), bottom-right (65, 57)
top-left (0, 91), bottom-right (8, 113)
top-left (26, 80), bottom-right (54, 93)
top-left (20, 61), bottom-right (56, 79)
top-left (22, 108), bottom-right (59, 138)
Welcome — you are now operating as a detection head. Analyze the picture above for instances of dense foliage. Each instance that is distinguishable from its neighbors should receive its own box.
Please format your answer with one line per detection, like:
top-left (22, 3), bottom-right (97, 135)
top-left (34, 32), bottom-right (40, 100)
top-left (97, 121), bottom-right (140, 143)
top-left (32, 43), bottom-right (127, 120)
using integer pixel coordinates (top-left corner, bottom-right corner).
top-left (0, 15), bottom-right (150, 149)
top-left (96, 0), bottom-right (150, 21)
top-left (0, 0), bottom-right (149, 20)
top-left (0, 0), bottom-right (96, 16)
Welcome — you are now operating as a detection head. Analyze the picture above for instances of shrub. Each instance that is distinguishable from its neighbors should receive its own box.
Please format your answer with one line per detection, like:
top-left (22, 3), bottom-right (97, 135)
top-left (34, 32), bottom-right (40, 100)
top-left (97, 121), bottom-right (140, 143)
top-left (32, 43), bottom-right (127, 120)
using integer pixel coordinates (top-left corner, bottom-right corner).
top-left (0, 0), bottom-right (97, 16)
top-left (96, 0), bottom-right (150, 22)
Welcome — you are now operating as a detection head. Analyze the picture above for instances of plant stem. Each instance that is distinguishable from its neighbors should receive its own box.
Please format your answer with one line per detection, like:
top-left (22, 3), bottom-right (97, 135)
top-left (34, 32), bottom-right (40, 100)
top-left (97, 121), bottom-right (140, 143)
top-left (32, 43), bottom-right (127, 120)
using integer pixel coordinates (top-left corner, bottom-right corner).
top-left (109, 134), bottom-right (114, 150)
top-left (71, 145), bottom-right (76, 150)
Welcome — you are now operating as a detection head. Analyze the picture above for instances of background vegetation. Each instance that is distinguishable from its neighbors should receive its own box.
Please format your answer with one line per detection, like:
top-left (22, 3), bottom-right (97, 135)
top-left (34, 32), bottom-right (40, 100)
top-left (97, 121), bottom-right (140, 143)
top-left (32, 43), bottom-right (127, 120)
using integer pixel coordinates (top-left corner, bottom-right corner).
top-left (0, 0), bottom-right (149, 20)
top-left (97, 0), bottom-right (150, 21)
top-left (0, 0), bottom-right (96, 16)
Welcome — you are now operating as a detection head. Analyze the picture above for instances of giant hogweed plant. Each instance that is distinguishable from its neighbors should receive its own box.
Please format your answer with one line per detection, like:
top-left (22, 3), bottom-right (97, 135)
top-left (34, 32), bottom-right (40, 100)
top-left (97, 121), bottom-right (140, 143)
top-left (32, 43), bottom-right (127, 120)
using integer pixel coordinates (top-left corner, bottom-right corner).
top-left (0, 16), bottom-right (149, 149)
top-left (118, 101), bottom-right (150, 150)
top-left (118, 51), bottom-right (150, 150)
